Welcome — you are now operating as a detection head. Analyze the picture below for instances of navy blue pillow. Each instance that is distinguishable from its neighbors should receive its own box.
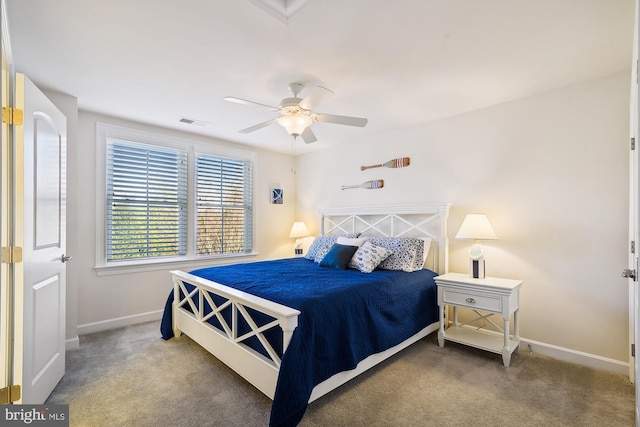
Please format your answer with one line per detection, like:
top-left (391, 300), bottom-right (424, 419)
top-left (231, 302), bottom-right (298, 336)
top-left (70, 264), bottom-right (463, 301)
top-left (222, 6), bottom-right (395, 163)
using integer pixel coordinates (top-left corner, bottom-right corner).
top-left (319, 243), bottom-right (359, 270)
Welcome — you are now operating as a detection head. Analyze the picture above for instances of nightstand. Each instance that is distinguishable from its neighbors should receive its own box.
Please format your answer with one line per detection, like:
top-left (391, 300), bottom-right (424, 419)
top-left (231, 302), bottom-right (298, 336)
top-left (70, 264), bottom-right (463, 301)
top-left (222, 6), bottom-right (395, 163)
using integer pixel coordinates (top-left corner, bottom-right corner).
top-left (435, 272), bottom-right (523, 367)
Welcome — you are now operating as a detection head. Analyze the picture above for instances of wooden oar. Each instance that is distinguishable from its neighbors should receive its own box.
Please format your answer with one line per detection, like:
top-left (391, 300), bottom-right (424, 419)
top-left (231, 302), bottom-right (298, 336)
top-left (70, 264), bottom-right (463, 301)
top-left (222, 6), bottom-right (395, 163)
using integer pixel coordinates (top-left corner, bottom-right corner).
top-left (341, 179), bottom-right (384, 190)
top-left (361, 157), bottom-right (410, 171)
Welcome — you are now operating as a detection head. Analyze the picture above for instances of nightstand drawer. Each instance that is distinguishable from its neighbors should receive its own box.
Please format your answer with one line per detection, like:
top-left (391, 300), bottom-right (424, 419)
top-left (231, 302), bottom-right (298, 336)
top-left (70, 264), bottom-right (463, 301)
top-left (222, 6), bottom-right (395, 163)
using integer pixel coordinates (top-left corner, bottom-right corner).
top-left (442, 289), bottom-right (502, 312)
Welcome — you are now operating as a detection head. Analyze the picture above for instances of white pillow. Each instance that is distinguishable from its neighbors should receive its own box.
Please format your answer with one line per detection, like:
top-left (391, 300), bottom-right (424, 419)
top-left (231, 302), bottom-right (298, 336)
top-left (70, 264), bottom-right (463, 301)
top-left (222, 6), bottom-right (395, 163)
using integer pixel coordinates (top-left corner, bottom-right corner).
top-left (337, 236), bottom-right (367, 247)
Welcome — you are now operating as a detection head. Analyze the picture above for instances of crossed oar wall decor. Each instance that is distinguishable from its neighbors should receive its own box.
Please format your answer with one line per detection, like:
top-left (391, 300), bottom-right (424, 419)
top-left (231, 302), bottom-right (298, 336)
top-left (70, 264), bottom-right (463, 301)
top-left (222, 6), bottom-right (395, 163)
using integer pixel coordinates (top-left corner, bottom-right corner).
top-left (341, 157), bottom-right (410, 190)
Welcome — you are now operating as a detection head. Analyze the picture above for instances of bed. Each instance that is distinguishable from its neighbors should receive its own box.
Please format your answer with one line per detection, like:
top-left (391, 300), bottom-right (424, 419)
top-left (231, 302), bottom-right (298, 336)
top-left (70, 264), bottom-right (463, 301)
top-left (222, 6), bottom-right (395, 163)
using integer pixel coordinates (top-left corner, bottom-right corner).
top-left (160, 204), bottom-right (450, 426)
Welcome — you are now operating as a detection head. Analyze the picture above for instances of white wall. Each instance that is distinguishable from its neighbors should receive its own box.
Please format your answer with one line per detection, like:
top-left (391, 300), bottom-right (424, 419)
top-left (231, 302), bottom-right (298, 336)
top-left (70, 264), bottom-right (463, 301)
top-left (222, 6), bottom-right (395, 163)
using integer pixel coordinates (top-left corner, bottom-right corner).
top-left (72, 112), bottom-right (296, 333)
top-left (296, 71), bottom-right (631, 363)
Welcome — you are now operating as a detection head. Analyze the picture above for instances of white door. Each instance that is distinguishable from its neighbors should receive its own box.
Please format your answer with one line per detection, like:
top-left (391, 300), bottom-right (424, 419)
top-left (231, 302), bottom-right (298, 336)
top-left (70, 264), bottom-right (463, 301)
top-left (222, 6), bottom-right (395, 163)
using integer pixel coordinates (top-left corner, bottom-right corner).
top-left (13, 73), bottom-right (67, 404)
top-left (631, 0), bottom-right (640, 423)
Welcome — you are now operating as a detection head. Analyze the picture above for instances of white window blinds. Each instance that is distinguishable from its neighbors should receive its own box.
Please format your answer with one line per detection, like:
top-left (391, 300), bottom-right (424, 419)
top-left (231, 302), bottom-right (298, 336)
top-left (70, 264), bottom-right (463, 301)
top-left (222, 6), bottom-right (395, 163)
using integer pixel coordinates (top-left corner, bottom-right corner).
top-left (196, 153), bottom-right (253, 255)
top-left (106, 139), bottom-right (187, 260)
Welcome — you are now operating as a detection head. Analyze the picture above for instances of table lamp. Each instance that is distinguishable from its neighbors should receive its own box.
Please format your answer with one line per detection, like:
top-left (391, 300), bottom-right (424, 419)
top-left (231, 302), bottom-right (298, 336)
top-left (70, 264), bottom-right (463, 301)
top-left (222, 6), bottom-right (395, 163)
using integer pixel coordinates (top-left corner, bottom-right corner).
top-left (455, 213), bottom-right (497, 278)
top-left (289, 221), bottom-right (310, 255)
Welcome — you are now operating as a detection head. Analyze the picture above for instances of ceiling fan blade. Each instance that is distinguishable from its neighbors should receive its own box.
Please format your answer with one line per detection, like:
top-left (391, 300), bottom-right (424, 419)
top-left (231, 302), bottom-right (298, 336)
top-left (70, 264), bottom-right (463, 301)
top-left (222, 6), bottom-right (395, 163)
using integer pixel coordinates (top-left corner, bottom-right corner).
top-left (301, 127), bottom-right (317, 144)
top-left (239, 118), bottom-right (278, 133)
top-left (298, 86), bottom-right (334, 111)
top-left (314, 113), bottom-right (368, 127)
top-left (224, 96), bottom-right (280, 111)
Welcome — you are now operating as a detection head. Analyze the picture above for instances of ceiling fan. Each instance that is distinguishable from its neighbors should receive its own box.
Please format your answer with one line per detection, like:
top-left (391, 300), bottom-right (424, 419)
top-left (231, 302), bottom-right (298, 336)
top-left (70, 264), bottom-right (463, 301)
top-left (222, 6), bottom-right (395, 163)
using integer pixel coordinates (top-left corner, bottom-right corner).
top-left (224, 83), bottom-right (368, 144)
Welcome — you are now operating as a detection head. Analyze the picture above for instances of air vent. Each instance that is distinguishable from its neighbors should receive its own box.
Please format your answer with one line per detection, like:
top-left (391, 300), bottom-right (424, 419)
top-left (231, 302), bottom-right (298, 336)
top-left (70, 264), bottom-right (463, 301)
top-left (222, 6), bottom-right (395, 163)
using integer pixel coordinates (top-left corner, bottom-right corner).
top-left (246, 0), bottom-right (314, 23)
top-left (179, 117), bottom-right (209, 127)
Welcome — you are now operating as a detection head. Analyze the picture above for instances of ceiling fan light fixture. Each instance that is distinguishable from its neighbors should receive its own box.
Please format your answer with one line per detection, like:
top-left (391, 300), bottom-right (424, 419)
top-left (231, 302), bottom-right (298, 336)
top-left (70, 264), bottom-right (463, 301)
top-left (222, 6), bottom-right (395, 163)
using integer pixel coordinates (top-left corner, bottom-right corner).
top-left (277, 112), bottom-right (313, 136)
top-left (225, 82), bottom-right (367, 143)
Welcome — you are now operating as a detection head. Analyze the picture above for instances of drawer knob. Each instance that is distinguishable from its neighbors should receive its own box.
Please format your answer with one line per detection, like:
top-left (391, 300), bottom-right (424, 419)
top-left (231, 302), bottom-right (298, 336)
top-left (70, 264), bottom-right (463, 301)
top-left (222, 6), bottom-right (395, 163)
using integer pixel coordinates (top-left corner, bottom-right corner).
top-left (465, 297), bottom-right (476, 304)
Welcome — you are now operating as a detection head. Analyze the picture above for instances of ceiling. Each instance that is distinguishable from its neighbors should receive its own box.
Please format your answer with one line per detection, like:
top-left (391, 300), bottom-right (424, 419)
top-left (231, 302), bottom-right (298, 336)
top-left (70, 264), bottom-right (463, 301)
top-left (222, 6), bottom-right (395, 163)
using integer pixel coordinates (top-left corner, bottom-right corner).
top-left (4, 0), bottom-right (635, 155)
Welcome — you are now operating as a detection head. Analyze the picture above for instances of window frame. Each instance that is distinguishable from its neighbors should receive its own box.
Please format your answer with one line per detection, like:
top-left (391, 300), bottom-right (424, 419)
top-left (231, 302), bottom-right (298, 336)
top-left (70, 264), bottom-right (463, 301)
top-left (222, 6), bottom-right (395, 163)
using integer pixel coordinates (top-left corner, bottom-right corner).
top-left (106, 139), bottom-right (188, 261)
top-left (95, 123), bottom-right (257, 276)
top-left (195, 152), bottom-right (253, 256)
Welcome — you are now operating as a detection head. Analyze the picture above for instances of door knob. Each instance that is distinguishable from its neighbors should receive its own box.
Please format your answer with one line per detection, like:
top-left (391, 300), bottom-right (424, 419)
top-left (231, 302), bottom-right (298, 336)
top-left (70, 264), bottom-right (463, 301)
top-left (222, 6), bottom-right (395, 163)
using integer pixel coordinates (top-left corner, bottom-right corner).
top-left (61, 254), bottom-right (72, 263)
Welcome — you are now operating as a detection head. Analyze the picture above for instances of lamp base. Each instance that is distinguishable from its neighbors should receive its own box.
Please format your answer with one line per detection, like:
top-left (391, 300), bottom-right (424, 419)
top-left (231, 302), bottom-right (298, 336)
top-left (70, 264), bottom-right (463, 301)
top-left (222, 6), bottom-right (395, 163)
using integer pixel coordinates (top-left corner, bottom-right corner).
top-left (469, 258), bottom-right (485, 279)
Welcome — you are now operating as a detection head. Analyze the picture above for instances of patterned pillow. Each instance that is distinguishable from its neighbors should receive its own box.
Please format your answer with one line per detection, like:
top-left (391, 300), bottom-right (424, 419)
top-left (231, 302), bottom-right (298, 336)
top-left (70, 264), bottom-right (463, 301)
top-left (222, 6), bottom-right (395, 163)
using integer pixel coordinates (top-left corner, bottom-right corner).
top-left (414, 238), bottom-right (432, 270)
top-left (363, 237), bottom-right (424, 272)
top-left (349, 241), bottom-right (393, 273)
top-left (305, 234), bottom-right (358, 261)
top-left (314, 246), bottom-right (331, 263)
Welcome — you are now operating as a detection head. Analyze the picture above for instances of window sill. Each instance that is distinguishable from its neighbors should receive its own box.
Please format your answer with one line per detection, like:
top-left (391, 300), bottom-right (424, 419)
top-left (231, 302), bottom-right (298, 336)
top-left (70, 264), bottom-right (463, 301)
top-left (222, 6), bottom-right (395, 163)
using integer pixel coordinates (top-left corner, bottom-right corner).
top-left (94, 253), bottom-right (259, 276)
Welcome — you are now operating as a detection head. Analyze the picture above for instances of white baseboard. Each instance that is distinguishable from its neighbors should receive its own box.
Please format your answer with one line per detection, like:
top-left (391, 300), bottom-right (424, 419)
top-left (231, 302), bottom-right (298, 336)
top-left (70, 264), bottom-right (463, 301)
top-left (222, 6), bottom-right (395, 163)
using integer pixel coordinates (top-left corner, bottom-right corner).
top-left (520, 337), bottom-right (629, 376)
top-left (450, 323), bottom-right (629, 376)
top-left (65, 336), bottom-right (80, 351)
top-left (77, 309), bottom-right (164, 336)
top-left (74, 312), bottom-right (630, 377)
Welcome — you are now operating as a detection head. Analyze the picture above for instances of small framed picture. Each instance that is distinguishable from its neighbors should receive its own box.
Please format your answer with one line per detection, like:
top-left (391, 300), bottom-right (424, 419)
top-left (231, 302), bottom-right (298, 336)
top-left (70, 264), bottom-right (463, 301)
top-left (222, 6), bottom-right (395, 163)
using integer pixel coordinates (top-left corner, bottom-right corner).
top-left (271, 188), bottom-right (283, 204)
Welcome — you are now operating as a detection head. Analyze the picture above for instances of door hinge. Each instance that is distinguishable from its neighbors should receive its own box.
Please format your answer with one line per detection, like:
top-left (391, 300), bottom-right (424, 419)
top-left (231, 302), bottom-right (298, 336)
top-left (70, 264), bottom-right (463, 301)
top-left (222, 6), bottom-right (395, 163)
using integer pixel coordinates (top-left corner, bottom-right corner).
top-left (622, 268), bottom-right (637, 281)
top-left (2, 107), bottom-right (24, 125)
top-left (0, 385), bottom-right (21, 404)
top-left (1, 246), bottom-right (23, 264)
top-left (632, 137), bottom-right (636, 151)
top-left (632, 241), bottom-right (635, 254)
top-left (633, 343), bottom-right (636, 358)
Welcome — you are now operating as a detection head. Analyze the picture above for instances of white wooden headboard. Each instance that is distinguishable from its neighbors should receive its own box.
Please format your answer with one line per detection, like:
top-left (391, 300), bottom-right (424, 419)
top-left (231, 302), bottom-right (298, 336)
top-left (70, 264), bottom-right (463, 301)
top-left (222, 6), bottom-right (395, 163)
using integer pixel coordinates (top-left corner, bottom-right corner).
top-left (319, 204), bottom-right (451, 274)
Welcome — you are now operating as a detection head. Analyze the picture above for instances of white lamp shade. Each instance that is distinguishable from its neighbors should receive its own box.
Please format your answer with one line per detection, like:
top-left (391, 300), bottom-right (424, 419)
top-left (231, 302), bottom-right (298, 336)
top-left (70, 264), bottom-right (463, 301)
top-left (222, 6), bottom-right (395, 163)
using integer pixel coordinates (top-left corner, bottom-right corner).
top-left (277, 113), bottom-right (313, 136)
top-left (289, 221), bottom-right (311, 238)
top-left (455, 214), bottom-right (497, 241)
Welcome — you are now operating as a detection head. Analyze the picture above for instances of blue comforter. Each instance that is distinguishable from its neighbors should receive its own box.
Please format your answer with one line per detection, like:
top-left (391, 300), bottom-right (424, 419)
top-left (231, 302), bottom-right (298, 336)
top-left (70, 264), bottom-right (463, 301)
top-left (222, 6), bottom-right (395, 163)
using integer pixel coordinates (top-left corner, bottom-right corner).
top-left (160, 257), bottom-right (438, 427)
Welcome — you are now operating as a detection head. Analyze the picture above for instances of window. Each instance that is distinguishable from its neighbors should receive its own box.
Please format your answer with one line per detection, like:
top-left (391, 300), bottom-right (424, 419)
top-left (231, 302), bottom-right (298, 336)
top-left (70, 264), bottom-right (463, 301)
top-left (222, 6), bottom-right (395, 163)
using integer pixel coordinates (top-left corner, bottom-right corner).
top-left (196, 154), bottom-right (253, 255)
top-left (106, 139), bottom-right (188, 261)
top-left (98, 123), bottom-right (255, 271)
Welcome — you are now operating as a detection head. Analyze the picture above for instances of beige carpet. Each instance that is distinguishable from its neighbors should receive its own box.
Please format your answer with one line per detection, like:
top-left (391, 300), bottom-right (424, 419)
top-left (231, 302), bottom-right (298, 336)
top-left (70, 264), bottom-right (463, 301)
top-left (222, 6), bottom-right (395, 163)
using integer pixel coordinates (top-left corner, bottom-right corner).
top-left (46, 321), bottom-right (635, 426)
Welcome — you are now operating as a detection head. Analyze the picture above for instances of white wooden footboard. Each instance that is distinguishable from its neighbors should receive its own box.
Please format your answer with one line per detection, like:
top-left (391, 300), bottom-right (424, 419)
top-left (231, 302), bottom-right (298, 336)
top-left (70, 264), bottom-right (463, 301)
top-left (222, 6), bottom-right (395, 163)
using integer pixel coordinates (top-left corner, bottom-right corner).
top-left (170, 270), bottom-right (300, 399)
